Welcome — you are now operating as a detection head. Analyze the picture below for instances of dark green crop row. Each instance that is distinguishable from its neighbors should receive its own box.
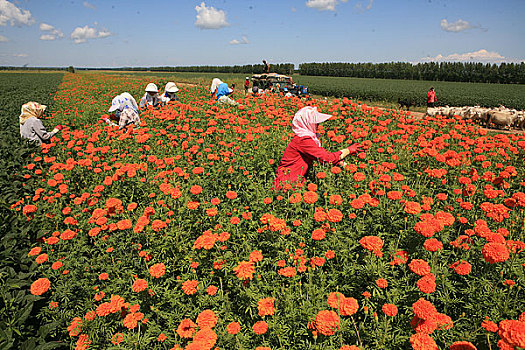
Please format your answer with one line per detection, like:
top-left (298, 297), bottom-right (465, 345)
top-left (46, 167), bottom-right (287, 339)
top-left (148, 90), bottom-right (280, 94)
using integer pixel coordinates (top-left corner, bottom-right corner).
top-left (294, 75), bottom-right (525, 110)
top-left (0, 72), bottom-right (64, 349)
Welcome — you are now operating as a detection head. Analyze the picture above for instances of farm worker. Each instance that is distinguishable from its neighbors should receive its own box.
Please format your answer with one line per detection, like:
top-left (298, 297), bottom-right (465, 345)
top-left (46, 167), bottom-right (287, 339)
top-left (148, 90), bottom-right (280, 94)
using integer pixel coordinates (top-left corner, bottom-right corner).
top-left (103, 92), bottom-right (141, 129)
top-left (263, 59), bottom-right (270, 73)
top-left (160, 82), bottom-right (179, 104)
top-left (427, 87), bottom-right (437, 108)
top-left (210, 78), bottom-right (239, 106)
top-left (19, 102), bottom-right (62, 145)
top-left (209, 78), bottom-right (223, 96)
top-left (272, 106), bottom-right (362, 191)
top-left (139, 83), bottom-right (160, 108)
top-left (244, 77), bottom-right (250, 95)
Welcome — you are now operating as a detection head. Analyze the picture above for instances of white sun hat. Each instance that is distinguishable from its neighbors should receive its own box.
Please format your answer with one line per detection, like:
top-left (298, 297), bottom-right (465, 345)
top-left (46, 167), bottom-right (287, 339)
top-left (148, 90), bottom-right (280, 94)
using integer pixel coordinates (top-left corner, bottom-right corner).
top-left (145, 83), bottom-right (158, 92)
top-left (165, 82), bottom-right (179, 93)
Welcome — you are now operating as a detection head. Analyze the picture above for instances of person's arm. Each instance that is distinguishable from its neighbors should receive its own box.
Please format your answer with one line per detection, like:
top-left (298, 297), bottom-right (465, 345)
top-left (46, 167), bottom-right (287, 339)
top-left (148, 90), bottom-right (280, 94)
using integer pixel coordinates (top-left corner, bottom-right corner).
top-left (300, 138), bottom-right (343, 164)
top-left (32, 118), bottom-right (58, 141)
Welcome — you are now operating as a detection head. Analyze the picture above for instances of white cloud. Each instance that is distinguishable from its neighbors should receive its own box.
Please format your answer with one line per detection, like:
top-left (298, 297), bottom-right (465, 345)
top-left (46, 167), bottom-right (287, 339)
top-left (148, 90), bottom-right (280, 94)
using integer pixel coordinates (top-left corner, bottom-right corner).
top-left (195, 2), bottom-right (229, 29)
top-left (39, 22), bottom-right (64, 40)
top-left (70, 25), bottom-right (111, 44)
top-left (355, 0), bottom-right (373, 12)
top-left (419, 49), bottom-right (523, 64)
top-left (40, 34), bottom-right (56, 41)
top-left (440, 19), bottom-right (473, 33)
top-left (229, 36), bottom-right (249, 45)
top-left (306, 0), bottom-right (338, 11)
top-left (2, 53), bottom-right (27, 57)
top-left (0, 0), bottom-right (34, 26)
top-left (83, 1), bottom-right (96, 10)
top-left (0, 34), bottom-right (8, 42)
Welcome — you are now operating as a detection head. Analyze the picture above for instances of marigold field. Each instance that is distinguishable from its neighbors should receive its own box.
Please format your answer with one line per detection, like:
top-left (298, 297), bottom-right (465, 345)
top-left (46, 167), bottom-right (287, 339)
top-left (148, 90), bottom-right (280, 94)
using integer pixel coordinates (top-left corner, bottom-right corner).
top-left (8, 72), bottom-right (525, 349)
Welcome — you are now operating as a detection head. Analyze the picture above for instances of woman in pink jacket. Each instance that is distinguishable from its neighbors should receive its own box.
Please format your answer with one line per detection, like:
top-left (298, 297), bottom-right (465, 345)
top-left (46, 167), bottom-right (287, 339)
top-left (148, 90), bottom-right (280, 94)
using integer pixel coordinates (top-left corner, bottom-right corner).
top-left (272, 106), bottom-right (361, 191)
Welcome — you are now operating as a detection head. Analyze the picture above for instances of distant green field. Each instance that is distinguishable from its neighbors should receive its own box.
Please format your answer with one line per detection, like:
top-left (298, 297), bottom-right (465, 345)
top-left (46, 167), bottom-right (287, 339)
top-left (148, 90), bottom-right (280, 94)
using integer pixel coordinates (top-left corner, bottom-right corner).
top-left (93, 70), bottom-right (525, 110)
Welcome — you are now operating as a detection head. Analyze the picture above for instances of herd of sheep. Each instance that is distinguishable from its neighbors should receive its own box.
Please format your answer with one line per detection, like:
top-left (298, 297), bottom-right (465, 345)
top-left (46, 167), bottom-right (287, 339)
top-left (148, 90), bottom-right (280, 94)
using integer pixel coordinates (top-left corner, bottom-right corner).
top-left (426, 105), bottom-right (525, 130)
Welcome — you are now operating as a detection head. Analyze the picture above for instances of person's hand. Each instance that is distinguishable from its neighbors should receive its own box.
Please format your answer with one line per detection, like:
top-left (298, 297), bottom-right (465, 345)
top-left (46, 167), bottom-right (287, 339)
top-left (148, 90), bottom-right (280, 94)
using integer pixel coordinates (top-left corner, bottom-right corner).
top-left (101, 115), bottom-right (109, 123)
top-left (52, 128), bottom-right (60, 133)
top-left (347, 143), bottom-right (363, 155)
top-left (55, 125), bottom-right (63, 131)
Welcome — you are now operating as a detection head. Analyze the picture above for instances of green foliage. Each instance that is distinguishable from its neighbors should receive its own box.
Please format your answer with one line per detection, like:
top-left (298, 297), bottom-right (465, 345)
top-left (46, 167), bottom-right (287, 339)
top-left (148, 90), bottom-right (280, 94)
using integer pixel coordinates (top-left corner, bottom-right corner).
top-left (294, 75), bottom-right (525, 110)
top-left (0, 72), bottom-right (64, 349)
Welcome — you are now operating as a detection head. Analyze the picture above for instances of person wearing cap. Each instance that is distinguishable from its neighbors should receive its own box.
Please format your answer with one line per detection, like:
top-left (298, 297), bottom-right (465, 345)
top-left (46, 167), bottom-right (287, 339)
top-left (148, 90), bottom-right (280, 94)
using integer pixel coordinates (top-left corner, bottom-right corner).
top-left (160, 82), bottom-right (179, 104)
top-left (103, 92), bottom-right (141, 129)
top-left (244, 77), bottom-right (250, 95)
top-left (283, 88), bottom-right (293, 98)
top-left (19, 101), bottom-right (63, 145)
top-left (139, 83), bottom-right (160, 108)
top-left (209, 78), bottom-right (239, 106)
top-left (272, 106), bottom-right (362, 191)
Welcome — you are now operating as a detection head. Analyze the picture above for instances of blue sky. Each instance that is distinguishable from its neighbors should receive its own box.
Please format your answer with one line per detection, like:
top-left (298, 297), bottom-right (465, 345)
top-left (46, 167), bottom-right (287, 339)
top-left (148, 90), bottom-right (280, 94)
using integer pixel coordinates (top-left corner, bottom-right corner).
top-left (0, 0), bottom-right (524, 67)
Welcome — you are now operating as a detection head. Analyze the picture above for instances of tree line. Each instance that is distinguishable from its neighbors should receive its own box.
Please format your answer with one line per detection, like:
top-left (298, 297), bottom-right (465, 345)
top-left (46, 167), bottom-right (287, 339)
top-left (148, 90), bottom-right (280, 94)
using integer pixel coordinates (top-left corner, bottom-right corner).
top-left (298, 62), bottom-right (525, 84)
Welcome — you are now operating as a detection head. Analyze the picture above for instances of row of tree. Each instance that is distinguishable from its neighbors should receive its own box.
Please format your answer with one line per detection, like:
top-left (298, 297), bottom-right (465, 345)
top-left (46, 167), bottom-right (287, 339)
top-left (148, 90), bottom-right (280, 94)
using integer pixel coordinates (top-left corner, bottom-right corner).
top-left (80, 64), bottom-right (296, 75)
top-left (298, 62), bottom-right (525, 84)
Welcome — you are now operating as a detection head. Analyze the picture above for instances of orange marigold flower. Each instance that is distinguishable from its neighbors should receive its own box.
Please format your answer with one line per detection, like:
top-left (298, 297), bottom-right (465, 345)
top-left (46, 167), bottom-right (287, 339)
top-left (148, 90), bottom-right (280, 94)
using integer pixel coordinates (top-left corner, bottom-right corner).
top-left (452, 260), bottom-right (472, 275)
top-left (423, 238), bottom-right (443, 252)
top-left (312, 228), bottom-right (326, 241)
top-left (359, 235), bottom-right (384, 252)
top-left (226, 321), bottom-right (241, 335)
top-left (498, 319), bottom-right (525, 348)
top-left (182, 280), bottom-right (199, 295)
top-left (226, 190), bottom-right (238, 199)
top-left (190, 185), bottom-right (202, 195)
top-left (28, 246), bottom-right (42, 256)
top-left (412, 298), bottom-right (437, 320)
top-left (278, 266), bottom-right (296, 277)
top-left (67, 317), bottom-right (82, 336)
top-left (253, 321), bottom-right (268, 335)
top-left (340, 346), bottom-right (360, 350)
top-left (206, 285), bottom-right (217, 296)
top-left (249, 250), bottom-right (263, 263)
top-left (257, 297), bottom-right (275, 317)
top-left (409, 259), bottom-right (431, 276)
top-left (404, 201), bottom-right (422, 215)
top-left (376, 278), bottom-right (388, 289)
top-left (450, 341), bottom-right (477, 350)
top-left (149, 263), bottom-right (166, 278)
top-left (197, 309), bottom-right (218, 328)
top-left (327, 208), bottom-right (343, 222)
top-left (327, 292), bottom-right (345, 309)
top-left (35, 253), bottom-right (48, 264)
top-left (482, 243), bottom-right (510, 264)
top-left (132, 279), bottom-right (147, 292)
top-left (30, 278), bottom-right (50, 296)
top-left (382, 303), bottom-right (398, 317)
top-left (60, 229), bottom-right (76, 240)
top-left (410, 333), bottom-right (438, 350)
top-left (329, 194), bottom-right (343, 205)
top-left (481, 317), bottom-right (498, 333)
top-left (417, 274), bottom-right (436, 294)
top-left (233, 261), bottom-right (255, 280)
top-left (177, 318), bottom-right (197, 338)
top-left (303, 191), bottom-right (319, 204)
top-left (339, 297), bottom-right (359, 316)
top-left (117, 219), bottom-right (132, 230)
top-left (192, 327), bottom-right (217, 349)
top-left (315, 310), bottom-right (340, 336)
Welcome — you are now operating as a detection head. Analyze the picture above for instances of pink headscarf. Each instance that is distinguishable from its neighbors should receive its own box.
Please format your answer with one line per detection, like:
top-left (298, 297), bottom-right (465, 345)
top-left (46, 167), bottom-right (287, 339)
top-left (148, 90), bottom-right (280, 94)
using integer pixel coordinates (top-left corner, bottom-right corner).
top-left (291, 106), bottom-right (332, 146)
